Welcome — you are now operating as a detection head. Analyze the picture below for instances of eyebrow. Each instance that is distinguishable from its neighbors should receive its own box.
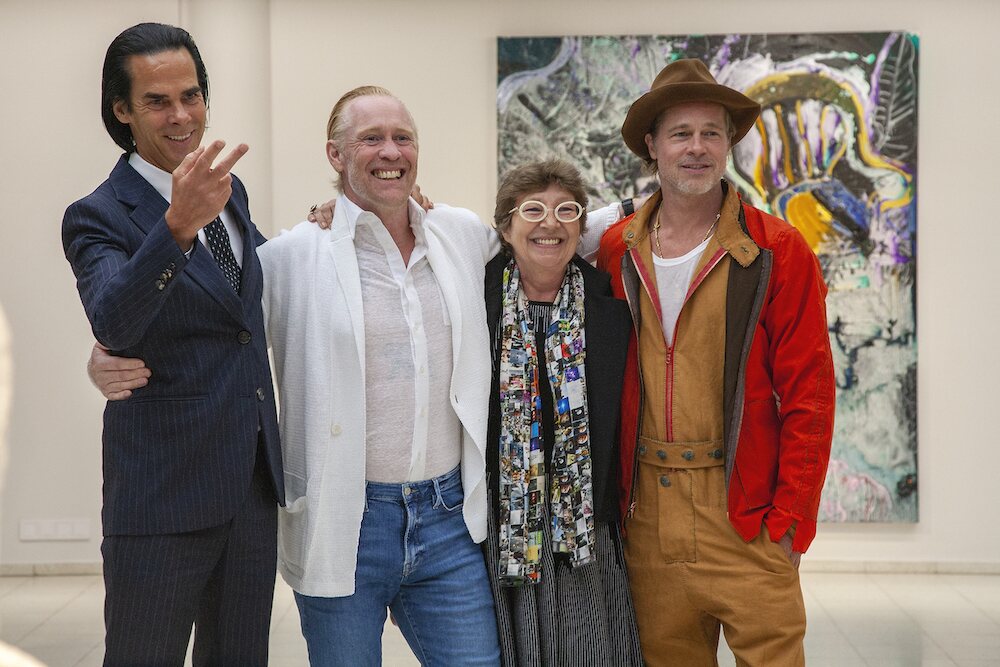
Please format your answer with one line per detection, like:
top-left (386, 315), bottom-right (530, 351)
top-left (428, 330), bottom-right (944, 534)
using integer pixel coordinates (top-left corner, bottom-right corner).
top-left (665, 120), bottom-right (725, 132)
top-left (141, 86), bottom-right (202, 101)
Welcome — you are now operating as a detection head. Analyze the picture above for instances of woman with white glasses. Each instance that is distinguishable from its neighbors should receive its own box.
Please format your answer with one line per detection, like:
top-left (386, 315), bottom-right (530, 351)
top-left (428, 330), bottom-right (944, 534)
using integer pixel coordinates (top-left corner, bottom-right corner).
top-left (484, 159), bottom-right (643, 666)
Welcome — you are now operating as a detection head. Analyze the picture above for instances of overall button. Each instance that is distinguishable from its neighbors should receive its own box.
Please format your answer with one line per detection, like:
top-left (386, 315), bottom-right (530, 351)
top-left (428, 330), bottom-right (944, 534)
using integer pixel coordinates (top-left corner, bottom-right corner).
top-left (711, 448), bottom-right (724, 459)
top-left (237, 330), bottom-right (252, 345)
top-left (656, 449), bottom-right (667, 460)
top-left (659, 475), bottom-right (671, 487)
top-left (255, 387), bottom-right (265, 401)
top-left (682, 450), bottom-right (695, 461)
top-left (638, 445), bottom-right (647, 455)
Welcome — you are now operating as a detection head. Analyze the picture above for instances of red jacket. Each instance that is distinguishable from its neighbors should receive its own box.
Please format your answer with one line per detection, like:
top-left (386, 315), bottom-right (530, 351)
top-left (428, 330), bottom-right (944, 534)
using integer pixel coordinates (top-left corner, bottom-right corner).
top-left (597, 193), bottom-right (835, 552)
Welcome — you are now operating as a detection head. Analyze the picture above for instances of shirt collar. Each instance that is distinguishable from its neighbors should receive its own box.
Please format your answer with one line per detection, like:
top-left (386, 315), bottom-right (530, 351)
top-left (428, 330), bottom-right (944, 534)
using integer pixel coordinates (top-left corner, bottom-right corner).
top-left (339, 194), bottom-right (428, 248)
top-left (621, 180), bottom-right (759, 268)
top-left (128, 152), bottom-right (173, 202)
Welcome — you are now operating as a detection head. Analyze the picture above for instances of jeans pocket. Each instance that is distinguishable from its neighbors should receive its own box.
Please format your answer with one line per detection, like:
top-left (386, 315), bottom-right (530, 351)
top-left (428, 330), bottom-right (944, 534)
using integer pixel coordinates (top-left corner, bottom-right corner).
top-left (433, 477), bottom-right (465, 512)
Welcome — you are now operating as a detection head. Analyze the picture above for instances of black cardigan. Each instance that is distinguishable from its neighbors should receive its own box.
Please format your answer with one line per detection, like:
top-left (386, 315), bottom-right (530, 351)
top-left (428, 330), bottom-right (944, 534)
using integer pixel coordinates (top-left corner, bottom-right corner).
top-left (484, 253), bottom-right (632, 525)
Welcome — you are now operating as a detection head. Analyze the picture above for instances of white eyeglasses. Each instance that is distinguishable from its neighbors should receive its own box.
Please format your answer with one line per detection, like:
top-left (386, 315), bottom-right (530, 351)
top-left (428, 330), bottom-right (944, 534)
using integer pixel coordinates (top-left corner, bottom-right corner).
top-left (508, 200), bottom-right (584, 223)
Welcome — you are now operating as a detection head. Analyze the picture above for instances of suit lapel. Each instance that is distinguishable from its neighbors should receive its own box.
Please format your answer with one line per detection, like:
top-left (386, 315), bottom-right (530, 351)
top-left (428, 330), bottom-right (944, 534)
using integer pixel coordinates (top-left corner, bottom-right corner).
top-left (328, 206), bottom-right (367, 374)
top-left (424, 230), bottom-right (465, 374)
top-left (109, 155), bottom-right (246, 324)
top-left (229, 188), bottom-right (262, 310)
top-left (577, 256), bottom-right (630, 358)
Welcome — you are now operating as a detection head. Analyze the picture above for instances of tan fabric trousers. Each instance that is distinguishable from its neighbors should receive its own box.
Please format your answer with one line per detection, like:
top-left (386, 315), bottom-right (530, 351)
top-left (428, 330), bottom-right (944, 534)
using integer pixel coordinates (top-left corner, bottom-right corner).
top-left (624, 437), bottom-right (805, 667)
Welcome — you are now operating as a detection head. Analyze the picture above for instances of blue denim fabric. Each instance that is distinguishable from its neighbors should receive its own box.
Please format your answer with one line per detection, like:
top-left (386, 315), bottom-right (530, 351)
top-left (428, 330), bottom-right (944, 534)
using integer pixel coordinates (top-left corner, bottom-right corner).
top-left (294, 466), bottom-right (500, 666)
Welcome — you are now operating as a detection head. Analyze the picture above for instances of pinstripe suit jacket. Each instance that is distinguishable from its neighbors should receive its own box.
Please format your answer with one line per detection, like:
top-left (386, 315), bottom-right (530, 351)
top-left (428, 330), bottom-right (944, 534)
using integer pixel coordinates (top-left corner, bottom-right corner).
top-left (63, 154), bottom-right (284, 536)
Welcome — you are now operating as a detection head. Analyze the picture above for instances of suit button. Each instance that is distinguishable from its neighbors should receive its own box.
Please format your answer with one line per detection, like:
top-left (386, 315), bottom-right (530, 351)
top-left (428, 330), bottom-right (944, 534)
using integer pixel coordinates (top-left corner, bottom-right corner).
top-left (155, 279), bottom-right (165, 291)
top-left (256, 387), bottom-right (265, 401)
top-left (657, 449), bottom-right (667, 460)
top-left (330, 424), bottom-right (342, 436)
top-left (238, 330), bottom-right (252, 345)
top-left (683, 450), bottom-right (695, 461)
top-left (659, 475), bottom-right (671, 487)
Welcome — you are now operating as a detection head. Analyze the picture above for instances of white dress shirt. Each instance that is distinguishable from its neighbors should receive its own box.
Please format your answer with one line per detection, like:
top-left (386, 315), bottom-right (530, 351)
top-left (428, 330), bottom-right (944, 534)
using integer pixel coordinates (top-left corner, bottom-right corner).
top-left (342, 197), bottom-right (461, 483)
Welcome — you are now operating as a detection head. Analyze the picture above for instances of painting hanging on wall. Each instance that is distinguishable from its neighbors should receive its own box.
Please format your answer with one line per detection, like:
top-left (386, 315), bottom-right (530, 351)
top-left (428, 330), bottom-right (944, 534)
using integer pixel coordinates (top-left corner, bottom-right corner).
top-left (497, 32), bottom-right (919, 522)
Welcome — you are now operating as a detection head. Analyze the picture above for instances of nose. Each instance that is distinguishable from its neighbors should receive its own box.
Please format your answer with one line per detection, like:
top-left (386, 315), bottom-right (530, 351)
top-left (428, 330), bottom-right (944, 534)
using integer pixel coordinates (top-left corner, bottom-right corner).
top-left (379, 140), bottom-right (401, 160)
top-left (538, 208), bottom-right (561, 228)
top-left (687, 133), bottom-right (706, 154)
top-left (168, 100), bottom-right (192, 125)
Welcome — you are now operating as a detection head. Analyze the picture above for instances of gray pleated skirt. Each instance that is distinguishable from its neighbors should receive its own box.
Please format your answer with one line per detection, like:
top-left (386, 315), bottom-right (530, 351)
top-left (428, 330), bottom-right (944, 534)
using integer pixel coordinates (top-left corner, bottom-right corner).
top-left (485, 497), bottom-right (644, 666)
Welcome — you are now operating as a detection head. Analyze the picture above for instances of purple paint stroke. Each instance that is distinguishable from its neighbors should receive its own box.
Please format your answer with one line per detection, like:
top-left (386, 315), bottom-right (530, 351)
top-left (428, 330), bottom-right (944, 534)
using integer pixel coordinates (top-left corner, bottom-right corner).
top-left (868, 32), bottom-right (901, 136)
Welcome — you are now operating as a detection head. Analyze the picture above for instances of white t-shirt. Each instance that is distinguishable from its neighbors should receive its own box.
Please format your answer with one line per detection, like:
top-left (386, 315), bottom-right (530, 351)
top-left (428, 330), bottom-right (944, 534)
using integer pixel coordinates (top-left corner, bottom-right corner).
top-left (653, 236), bottom-right (712, 346)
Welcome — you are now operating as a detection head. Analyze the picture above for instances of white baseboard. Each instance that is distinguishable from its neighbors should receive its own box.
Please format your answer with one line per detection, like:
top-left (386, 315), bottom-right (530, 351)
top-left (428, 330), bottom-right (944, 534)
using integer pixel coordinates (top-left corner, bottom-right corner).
top-left (1, 562), bottom-right (102, 576)
top-left (800, 560), bottom-right (1000, 574)
top-left (2, 560), bottom-right (999, 577)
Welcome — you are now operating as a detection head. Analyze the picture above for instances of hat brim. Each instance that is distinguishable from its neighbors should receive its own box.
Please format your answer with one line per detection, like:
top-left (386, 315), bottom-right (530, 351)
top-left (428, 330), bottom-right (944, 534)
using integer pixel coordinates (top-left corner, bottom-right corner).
top-left (621, 82), bottom-right (762, 159)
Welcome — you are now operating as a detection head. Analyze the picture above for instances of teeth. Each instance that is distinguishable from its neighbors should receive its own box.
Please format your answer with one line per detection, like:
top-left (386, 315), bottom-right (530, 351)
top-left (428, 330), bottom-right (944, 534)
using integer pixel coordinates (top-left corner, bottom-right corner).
top-left (532, 239), bottom-right (561, 245)
top-left (374, 170), bottom-right (402, 179)
top-left (167, 132), bottom-right (193, 141)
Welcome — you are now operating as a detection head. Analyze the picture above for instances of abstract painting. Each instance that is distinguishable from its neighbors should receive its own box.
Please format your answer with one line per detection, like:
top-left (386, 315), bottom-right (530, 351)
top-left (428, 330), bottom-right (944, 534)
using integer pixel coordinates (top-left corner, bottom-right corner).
top-left (498, 32), bottom-right (918, 522)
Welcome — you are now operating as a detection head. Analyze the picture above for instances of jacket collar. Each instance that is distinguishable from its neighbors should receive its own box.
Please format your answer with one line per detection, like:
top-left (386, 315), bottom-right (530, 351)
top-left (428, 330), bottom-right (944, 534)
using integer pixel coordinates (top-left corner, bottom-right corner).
top-left (620, 180), bottom-right (760, 268)
top-left (329, 193), bottom-right (427, 245)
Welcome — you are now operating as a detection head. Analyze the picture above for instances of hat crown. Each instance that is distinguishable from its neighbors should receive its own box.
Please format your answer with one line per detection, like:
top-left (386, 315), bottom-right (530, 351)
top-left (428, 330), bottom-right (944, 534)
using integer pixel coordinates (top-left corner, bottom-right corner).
top-left (620, 58), bottom-right (761, 159)
top-left (650, 59), bottom-right (718, 92)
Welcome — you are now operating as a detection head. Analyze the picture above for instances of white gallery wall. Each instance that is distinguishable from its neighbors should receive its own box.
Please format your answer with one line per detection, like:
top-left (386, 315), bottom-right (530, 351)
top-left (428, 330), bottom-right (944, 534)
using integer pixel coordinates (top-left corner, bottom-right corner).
top-left (0, 0), bottom-right (997, 571)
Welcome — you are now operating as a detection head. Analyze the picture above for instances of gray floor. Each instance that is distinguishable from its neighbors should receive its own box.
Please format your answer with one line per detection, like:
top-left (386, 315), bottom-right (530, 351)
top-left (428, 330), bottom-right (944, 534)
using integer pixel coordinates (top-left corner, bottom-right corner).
top-left (1, 572), bottom-right (998, 666)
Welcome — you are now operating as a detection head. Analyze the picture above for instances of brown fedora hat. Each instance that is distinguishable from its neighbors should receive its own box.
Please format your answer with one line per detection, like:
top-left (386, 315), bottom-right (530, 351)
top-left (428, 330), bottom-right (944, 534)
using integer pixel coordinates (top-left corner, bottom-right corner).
top-left (621, 59), bottom-right (761, 159)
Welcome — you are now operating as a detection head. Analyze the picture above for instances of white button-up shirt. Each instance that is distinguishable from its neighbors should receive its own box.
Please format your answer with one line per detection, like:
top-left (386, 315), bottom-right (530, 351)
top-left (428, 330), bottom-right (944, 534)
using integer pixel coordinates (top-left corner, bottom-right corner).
top-left (343, 197), bottom-right (461, 482)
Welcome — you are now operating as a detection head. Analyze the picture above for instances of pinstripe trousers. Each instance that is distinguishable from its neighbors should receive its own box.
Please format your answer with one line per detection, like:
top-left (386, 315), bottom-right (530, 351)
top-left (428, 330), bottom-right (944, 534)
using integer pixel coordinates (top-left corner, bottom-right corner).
top-left (101, 449), bottom-right (278, 666)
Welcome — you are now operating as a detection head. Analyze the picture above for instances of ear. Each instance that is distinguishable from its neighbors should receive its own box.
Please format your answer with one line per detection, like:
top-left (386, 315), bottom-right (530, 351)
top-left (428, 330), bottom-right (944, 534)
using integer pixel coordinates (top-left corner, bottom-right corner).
top-left (326, 139), bottom-right (343, 172)
top-left (644, 132), bottom-right (657, 161)
top-left (112, 98), bottom-right (131, 125)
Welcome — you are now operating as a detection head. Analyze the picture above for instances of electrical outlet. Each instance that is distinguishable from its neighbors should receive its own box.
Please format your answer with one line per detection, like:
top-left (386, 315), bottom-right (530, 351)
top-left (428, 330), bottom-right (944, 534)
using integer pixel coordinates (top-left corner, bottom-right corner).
top-left (19, 518), bottom-right (91, 541)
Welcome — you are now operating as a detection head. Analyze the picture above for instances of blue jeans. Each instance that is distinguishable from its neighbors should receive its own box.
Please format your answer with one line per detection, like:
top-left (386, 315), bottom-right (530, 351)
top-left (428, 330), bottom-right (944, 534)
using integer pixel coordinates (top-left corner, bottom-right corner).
top-left (294, 466), bottom-right (500, 666)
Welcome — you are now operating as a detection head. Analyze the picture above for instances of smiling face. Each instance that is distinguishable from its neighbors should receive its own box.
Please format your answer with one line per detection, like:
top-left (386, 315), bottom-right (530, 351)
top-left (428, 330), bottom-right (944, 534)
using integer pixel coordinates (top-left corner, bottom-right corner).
top-left (502, 183), bottom-right (582, 281)
top-left (327, 95), bottom-right (418, 218)
top-left (645, 101), bottom-right (730, 198)
top-left (112, 48), bottom-right (206, 173)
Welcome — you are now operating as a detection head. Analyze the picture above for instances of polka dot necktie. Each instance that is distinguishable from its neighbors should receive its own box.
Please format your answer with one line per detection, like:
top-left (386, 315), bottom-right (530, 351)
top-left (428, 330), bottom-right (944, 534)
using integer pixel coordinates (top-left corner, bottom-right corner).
top-left (204, 217), bottom-right (241, 293)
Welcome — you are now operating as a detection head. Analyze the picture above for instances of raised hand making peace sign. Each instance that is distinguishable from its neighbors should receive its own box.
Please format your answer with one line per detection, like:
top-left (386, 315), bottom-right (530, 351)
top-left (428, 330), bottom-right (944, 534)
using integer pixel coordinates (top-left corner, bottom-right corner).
top-left (165, 139), bottom-right (249, 250)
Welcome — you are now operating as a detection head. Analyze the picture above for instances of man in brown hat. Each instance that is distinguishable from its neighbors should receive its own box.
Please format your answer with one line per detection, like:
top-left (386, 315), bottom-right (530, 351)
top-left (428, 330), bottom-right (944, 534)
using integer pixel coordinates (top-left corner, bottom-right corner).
top-left (596, 58), bottom-right (836, 665)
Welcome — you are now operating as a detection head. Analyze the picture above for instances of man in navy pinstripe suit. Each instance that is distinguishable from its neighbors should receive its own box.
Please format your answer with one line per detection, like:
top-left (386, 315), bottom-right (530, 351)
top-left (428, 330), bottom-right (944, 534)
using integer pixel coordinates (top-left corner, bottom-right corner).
top-left (62, 23), bottom-right (284, 666)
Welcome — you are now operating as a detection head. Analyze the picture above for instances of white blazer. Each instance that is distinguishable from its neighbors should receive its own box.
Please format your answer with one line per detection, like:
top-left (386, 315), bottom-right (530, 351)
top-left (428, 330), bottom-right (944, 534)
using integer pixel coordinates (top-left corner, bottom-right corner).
top-left (259, 197), bottom-right (497, 597)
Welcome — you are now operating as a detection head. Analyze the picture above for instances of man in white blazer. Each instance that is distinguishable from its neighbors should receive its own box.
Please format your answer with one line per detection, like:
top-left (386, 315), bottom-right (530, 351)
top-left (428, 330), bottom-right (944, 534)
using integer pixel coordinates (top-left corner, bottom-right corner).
top-left (258, 86), bottom-right (501, 666)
